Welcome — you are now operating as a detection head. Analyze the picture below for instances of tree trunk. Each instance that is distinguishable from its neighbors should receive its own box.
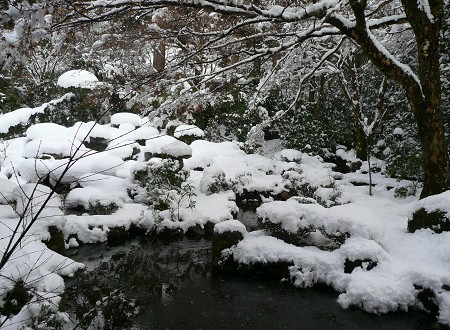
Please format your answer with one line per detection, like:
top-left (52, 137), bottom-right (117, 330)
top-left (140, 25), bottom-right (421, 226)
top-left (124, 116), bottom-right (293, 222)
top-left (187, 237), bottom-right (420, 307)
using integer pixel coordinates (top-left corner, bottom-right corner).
top-left (153, 40), bottom-right (166, 72)
top-left (331, 0), bottom-right (449, 198)
top-left (402, 0), bottom-right (449, 198)
top-left (355, 119), bottom-right (368, 160)
top-left (407, 89), bottom-right (449, 198)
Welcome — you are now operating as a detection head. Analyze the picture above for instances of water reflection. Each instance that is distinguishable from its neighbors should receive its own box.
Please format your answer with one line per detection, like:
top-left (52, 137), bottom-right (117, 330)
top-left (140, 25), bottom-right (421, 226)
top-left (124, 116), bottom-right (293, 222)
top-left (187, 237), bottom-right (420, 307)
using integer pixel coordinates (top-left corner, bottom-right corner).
top-left (62, 237), bottom-right (441, 330)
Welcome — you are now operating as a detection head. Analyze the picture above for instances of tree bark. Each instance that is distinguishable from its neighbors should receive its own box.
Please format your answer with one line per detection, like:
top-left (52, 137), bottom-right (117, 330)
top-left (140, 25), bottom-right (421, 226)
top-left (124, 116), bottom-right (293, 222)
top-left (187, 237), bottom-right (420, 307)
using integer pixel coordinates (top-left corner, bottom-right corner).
top-left (153, 40), bottom-right (166, 72)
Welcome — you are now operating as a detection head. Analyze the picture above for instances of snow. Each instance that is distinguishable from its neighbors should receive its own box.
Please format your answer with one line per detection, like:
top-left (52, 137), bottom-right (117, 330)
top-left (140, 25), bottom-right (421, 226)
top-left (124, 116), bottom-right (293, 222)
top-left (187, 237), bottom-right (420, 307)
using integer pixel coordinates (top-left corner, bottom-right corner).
top-left (140, 135), bottom-right (177, 158)
top-left (174, 124), bottom-right (205, 138)
top-left (411, 190), bottom-right (450, 218)
top-left (257, 199), bottom-right (383, 239)
top-left (0, 94), bottom-right (75, 134)
top-left (1, 96), bottom-right (450, 327)
top-left (22, 135), bottom-right (85, 158)
top-left (110, 112), bottom-right (142, 127)
top-left (214, 219), bottom-right (247, 235)
top-left (393, 127), bottom-right (404, 135)
top-left (160, 140), bottom-right (192, 158)
top-left (57, 69), bottom-right (100, 89)
top-left (279, 148), bottom-right (302, 162)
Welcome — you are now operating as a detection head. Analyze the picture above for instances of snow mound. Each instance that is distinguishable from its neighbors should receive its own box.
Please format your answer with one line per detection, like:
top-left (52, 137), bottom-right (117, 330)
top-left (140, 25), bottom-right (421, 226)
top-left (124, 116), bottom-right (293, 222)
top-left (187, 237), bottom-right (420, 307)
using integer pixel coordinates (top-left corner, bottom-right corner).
top-left (22, 135), bottom-right (85, 159)
top-left (142, 135), bottom-right (177, 156)
top-left (0, 94), bottom-right (74, 134)
top-left (160, 140), bottom-right (192, 158)
top-left (257, 199), bottom-right (383, 240)
top-left (111, 112), bottom-right (142, 127)
top-left (57, 69), bottom-right (100, 89)
top-left (26, 123), bottom-right (68, 139)
top-left (0, 179), bottom-right (17, 204)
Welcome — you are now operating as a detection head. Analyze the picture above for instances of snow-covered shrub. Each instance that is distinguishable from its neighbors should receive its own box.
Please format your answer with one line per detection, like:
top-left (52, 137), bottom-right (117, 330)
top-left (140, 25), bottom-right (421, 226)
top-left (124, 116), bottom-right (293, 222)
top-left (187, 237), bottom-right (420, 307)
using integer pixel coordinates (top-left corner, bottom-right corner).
top-left (200, 165), bottom-right (229, 195)
top-left (408, 191), bottom-right (450, 233)
top-left (193, 87), bottom-right (263, 143)
top-left (134, 159), bottom-right (196, 221)
top-left (280, 165), bottom-right (313, 198)
top-left (174, 124), bottom-right (204, 144)
top-left (0, 75), bottom-right (25, 113)
top-left (393, 182), bottom-right (420, 198)
top-left (88, 196), bottom-right (123, 215)
top-left (1, 280), bottom-right (31, 317)
top-left (314, 186), bottom-right (341, 208)
top-left (280, 149), bottom-right (302, 163)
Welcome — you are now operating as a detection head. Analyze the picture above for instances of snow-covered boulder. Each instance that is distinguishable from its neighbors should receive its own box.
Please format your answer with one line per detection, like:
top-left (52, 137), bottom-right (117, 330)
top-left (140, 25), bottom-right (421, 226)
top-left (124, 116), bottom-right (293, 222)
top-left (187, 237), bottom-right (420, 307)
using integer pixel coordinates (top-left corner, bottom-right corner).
top-left (212, 220), bottom-right (247, 269)
top-left (26, 123), bottom-right (69, 139)
top-left (141, 136), bottom-right (192, 160)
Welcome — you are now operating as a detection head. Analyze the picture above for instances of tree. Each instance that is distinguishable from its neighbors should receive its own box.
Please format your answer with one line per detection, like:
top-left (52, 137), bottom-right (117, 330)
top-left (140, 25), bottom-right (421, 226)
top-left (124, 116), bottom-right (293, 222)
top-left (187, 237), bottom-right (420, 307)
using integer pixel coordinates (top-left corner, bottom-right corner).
top-left (52, 0), bottom-right (449, 200)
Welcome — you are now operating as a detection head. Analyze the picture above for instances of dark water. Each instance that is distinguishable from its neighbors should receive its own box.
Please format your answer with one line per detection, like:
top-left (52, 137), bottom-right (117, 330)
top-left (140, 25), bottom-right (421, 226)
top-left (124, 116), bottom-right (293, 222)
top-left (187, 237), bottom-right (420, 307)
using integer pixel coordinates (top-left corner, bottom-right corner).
top-left (62, 237), bottom-right (443, 330)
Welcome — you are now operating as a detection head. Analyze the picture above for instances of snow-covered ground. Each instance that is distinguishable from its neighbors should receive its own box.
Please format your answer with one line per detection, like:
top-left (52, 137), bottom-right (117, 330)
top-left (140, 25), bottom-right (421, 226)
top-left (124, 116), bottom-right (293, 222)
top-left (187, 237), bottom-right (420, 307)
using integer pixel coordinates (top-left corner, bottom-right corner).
top-left (0, 100), bottom-right (449, 328)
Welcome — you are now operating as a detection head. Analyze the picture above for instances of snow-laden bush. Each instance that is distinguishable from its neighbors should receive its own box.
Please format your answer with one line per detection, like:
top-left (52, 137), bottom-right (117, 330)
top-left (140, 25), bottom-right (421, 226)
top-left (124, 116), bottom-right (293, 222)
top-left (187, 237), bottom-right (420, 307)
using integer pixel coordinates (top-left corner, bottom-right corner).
top-left (134, 159), bottom-right (196, 221)
top-left (199, 165), bottom-right (229, 195)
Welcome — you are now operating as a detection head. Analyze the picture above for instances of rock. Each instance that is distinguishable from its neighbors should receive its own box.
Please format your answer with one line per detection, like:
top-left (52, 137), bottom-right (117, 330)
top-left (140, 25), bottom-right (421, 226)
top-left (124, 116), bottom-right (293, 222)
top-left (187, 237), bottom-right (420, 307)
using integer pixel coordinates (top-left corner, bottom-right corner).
top-left (88, 197), bottom-right (122, 215)
top-left (185, 224), bottom-right (205, 238)
top-left (160, 140), bottom-right (192, 160)
top-left (157, 227), bottom-right (184, 241)
top-left (199, 165), bottom-right (229, 195)
top-left (212, 220), bottom-right (246, 271)
top-left (107, 226), bottom-right (128, 246)
top-left (43, 226), bottom-right (66, 256)
top-left (84, 136), bottom-right (108, 151)
top-left (276, 189), bottom-right (297, 201)
top-left (235, 189), bottom-right (262, 208)
top-left (415, 286), bottom-right (439, 317)
top-left (174, 125), bottom-right (204, 144)
top-left (344, 258), bottom-right (377, 274)
top-left (204, 221), bottom-right (215, 239)
top-left (280, 149), bottom-right (302, 163)
top-left (349, 160), bottom-right (362, 172)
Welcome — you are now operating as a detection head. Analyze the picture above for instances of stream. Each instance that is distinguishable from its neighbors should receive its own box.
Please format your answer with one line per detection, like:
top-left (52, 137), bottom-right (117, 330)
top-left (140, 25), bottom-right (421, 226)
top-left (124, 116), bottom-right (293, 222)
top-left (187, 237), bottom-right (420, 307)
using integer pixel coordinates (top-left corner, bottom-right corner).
top-left (62, 234), bottom-right (441, 329)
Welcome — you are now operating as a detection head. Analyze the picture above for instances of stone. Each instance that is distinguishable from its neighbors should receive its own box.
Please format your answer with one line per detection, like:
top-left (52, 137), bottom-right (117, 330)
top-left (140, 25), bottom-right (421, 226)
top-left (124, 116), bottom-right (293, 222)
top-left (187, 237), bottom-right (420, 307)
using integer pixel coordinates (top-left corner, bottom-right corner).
top-left (212, 228), bottom-right (244, 271)
top-left (344, 258), bottom-right (377, 274)
top-left (43, 226), bottom-right (66, 256)
top-left (107, 226), bottom-right (128, 246)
